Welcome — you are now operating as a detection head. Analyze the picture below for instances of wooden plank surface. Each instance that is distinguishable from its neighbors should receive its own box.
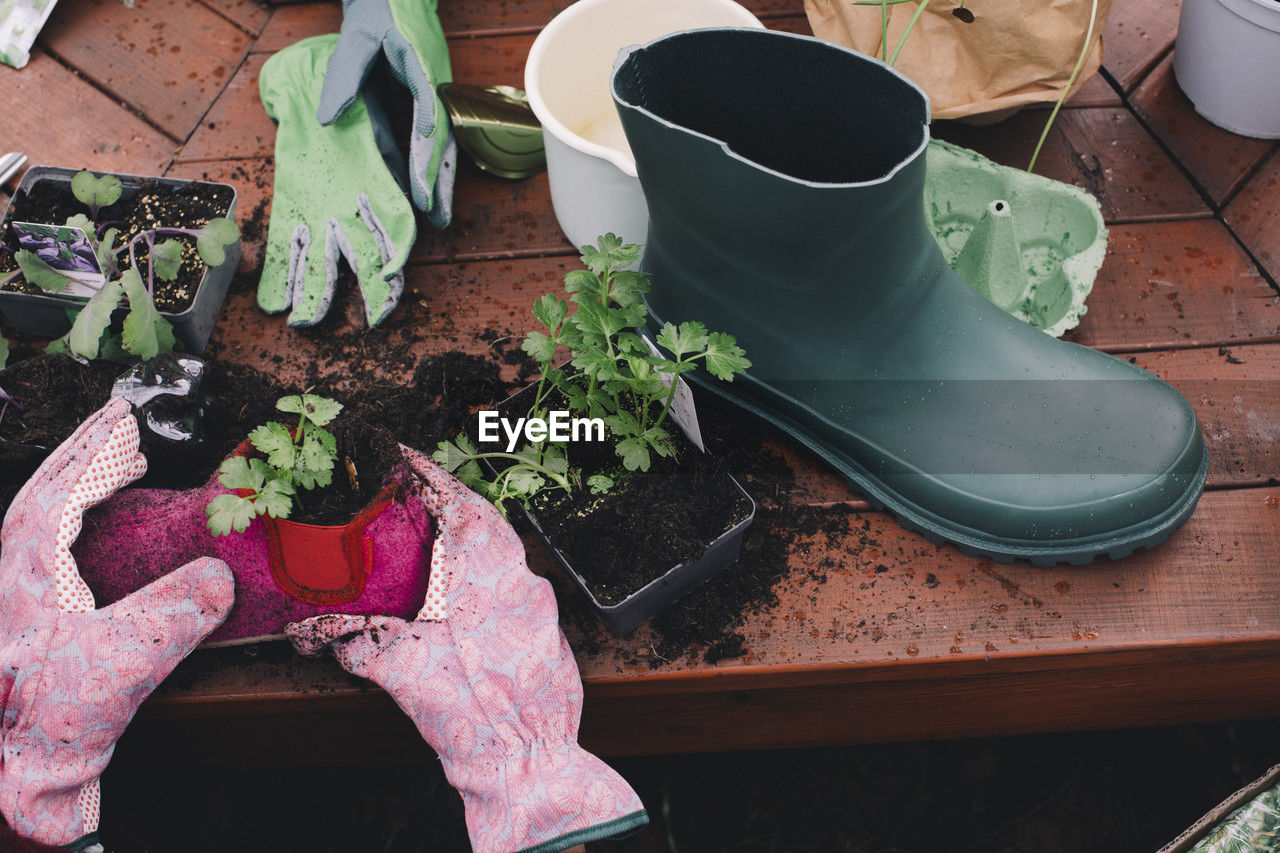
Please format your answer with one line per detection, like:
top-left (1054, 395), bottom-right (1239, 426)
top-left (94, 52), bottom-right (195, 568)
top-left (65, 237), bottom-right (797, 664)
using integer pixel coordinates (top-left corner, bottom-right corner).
top-left (199, 0), bottom-right (271, 36)
top-left (935, 107), bottom-right (1209, 223)
top-left (41, 0), bottom-right (253, 142)
top-left (1224, 149), bottom-right (1280, 286)
top-left (0, 50), bottom-right (175, 178)
top-left (1101, 0), bottom-right (1181, 93)
top-left (12, 0), bottom-right (1280, 762)
top-left (255, 0), bottom-right (807, 48)
top-left (1066, 220), bottom-right (1280, 353)
top-left (141, 484), bottom-right (1280, 758)
top-left (1130, 55), bottom-right (1278, 208)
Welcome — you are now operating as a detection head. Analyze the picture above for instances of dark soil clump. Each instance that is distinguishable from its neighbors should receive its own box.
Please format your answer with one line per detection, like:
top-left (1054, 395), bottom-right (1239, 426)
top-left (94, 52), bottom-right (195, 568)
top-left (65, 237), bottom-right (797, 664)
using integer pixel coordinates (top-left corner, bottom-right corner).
top-left (0, 175), bottom-right (235, 314)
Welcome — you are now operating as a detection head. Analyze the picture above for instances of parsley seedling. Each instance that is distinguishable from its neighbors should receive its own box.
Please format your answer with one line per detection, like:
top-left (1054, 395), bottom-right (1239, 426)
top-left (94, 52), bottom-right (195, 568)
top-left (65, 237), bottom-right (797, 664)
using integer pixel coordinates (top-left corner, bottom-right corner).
top-left (205, 394), bottom-right (343, 536)
top-left (434, 234), bottom-right (750, 515)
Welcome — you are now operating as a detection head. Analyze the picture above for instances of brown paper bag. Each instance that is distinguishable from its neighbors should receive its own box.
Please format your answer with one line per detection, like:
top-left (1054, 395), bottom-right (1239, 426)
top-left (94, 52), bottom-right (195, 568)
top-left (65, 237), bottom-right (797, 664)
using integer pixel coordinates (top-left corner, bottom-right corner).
top-left (803, 0), bottom-right (1113, 122)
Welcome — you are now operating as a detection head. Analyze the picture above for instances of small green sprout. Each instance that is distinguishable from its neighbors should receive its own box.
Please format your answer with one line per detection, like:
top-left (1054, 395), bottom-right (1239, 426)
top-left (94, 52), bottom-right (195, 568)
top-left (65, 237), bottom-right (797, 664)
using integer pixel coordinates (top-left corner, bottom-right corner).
top-left (205, 394), bottom-right (342, 536)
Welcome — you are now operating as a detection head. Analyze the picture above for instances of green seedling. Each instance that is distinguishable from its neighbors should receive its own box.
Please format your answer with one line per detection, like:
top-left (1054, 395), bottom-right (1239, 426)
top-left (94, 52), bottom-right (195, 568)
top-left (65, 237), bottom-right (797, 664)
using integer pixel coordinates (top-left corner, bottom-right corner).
top-left (205, 394), bottom-right (343, 536)
top-left (2, 169), bottom-right (240, 363)
top-left (434, 234), bottom-right (750, 515)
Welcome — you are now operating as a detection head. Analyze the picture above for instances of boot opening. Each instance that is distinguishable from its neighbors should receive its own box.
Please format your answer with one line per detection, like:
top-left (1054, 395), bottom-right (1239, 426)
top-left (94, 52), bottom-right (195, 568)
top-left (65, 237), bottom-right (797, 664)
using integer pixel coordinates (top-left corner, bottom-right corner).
top-left (612, 29), bottom-right (928, 185)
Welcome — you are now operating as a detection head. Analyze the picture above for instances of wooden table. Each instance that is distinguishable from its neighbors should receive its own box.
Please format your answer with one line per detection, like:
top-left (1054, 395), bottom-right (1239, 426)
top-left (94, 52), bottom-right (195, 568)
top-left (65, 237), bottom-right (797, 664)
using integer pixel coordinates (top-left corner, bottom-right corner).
top-left (3, 0), bottom-right (1278, 765)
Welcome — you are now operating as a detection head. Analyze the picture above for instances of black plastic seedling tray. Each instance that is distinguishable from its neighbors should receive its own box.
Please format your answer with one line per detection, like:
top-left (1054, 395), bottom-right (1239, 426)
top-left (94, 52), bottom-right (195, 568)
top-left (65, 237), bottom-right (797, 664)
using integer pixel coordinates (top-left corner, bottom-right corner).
top-left (479, 382), bottom-right (756, 636)
top-left (0, 165), bottom-right (240, 354)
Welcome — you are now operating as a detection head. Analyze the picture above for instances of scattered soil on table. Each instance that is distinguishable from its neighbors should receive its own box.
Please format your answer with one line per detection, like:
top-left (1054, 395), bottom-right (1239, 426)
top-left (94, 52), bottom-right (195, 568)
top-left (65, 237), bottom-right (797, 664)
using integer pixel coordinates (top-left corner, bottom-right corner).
top-left (0, 176), bottom-right (235, 314)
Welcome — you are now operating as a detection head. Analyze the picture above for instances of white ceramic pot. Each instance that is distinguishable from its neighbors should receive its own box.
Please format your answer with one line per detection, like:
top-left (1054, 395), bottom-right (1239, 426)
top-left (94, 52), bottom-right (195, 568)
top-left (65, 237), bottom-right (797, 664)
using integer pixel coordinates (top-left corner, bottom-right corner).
top-left (1174, 0), bottom-right (1280, 139)
top-left (525, 0), bottom-right (764, 249)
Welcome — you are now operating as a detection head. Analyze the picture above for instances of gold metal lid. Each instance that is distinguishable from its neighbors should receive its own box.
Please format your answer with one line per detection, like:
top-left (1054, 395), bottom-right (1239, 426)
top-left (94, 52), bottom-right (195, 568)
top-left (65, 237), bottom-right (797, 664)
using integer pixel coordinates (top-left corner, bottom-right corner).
top-left (438, 83), bottom-right (545, 180)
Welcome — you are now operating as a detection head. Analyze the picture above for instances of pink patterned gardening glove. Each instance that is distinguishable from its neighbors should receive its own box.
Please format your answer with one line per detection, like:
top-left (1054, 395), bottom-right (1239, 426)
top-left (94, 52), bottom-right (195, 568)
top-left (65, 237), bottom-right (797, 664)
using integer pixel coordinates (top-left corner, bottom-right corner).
top-left (0, 399), bottom-right (234, 848)
top-left (287, 446), bottom-right (648, 853)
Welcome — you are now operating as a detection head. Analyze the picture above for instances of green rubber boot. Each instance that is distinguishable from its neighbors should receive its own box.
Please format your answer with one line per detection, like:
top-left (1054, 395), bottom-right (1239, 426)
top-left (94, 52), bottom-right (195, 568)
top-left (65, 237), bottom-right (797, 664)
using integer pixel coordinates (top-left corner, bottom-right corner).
top-left (610, 28), bottom-right (1207, 566)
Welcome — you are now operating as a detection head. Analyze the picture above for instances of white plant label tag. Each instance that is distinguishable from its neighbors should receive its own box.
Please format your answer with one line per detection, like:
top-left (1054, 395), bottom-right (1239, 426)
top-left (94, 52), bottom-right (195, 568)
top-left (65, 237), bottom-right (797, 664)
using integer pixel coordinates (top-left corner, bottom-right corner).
top-left (644, 335), bottom-right (705, 451)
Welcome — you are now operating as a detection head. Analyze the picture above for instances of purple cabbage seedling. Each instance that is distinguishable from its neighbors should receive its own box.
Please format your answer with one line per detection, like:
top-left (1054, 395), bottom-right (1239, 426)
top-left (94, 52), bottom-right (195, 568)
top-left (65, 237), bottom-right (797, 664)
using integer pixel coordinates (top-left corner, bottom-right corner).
top-left (9, 169), bottom-right (239, 363)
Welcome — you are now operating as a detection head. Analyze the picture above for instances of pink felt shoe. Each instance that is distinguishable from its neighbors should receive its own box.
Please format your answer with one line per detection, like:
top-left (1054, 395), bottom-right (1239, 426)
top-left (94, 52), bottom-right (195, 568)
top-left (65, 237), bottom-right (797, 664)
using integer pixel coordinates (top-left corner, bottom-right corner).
top-left (287, 446), bottom-right (648, 853)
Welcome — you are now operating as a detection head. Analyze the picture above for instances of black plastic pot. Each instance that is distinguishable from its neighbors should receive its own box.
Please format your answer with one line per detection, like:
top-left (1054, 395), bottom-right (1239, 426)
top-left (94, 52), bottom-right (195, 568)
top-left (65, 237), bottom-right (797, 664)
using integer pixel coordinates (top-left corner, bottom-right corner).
top-left (478, 382), bottom-right (756, 635)
top-left (0, 165), bottom-right (240, 354)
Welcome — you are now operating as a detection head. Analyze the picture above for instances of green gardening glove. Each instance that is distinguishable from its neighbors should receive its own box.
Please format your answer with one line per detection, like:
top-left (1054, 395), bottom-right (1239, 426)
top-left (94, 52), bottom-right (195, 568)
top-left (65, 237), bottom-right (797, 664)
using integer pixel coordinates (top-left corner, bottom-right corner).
top-left (317, 0), bottom-right (457, 229)
top-left (259, 34), bottom-right (416, 328)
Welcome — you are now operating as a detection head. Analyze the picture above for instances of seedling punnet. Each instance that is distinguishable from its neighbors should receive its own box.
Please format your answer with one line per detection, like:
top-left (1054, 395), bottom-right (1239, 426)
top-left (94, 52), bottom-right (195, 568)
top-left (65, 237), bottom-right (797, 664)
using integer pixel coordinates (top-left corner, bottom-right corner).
top-left (477, 409), bottom-right (605, 452)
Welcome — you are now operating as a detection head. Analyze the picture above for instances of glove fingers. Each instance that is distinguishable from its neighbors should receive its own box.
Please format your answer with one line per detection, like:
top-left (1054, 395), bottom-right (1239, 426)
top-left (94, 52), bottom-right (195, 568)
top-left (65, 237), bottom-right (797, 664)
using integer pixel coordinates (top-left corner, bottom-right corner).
top-left (259, 210), bottom-right (306, 315)
top-left (285, 613), bottom-right (405, 677)
top-left (382, 29), bottom-right (453, 223)
top-left (426, 132), bottom-right (457, 230)
top-left (351, 193), bottom-right (413, 327)
top-left (286, 219), bottom-right (339, 328)
top-left (100, 556), bottom-right (235, 656)
top-left (317, 27), bottom-right (384, 126)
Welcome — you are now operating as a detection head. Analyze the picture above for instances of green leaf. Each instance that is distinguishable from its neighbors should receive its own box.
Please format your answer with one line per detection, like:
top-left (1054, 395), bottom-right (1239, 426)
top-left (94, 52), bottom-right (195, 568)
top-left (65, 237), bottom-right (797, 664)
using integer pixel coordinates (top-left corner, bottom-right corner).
top-left (216, 455), bottom-right (266, 492)
top-left (294, 464), bottom-right (332, 491)
top-left (195, 217), bottom-right (239, 267)
top-left (44, 336), bottom-right (68, 355)
top-left (531, 293), bottom-right (568, 332)
top-left (452, 458), bottom-right (486, 490)
top-left (503, 466), bottom-right (544, 497)
top-left (249, 422), bottom-right (296, 470)
top-left (299, 429), bottom-right (337, 474)
top-left (617, 437), bottom-right (650, 472)
top-left (205, 493), bottom-right (258, 536)
top-left (587, 474), bottom-right (614, 495)
top-left (607, 270), bottom-right (649, 307)
top-left (657, 320), bottom-right (709, 360)
top-left (15, 249), bottom-right (74, 294)
top-left (276, 394), bottom-right (343, 426)
top-left (70, 170), bottom-right (122, 212)
top-left (67, 279), bottom-right (123, 360)
top-left (615, 331), bottom-right (647, 355)
top-left (120, 268), bottom-right (175, 360)
top-left (542, 443), bottom-right (569, 476)
top-left (150, 239), bottom-right (184, 281)
top-left (604, 411), bottom-right (640, 438)
top-left (562, 269), bottom-right (602, 304)
top-left (0, 333), bottom-right (8, 369)
top-left (432, 436), bottom-right (478, 473)
top-left (94, 227), bottom-right (118, 277)
top-left (570, 347), bottom-right (619, 382)
top-left (579, 233), bottom-right (640, 278)
top-left (704, 332), bottom-right (751, 380)
top-left (571, 299), bottom-right (626, 342)
top-left (256, 478), bottom-right (295, 518)
top-left (64, 213), bottom-right (94, 234)
top-left (521, 330), bottom-right (556, 365)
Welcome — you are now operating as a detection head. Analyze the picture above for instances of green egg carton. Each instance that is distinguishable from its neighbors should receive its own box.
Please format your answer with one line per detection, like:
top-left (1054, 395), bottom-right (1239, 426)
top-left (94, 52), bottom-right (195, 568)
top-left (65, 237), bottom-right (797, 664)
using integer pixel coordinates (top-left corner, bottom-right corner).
top-left (925, 139), bottom-right (1108, 338)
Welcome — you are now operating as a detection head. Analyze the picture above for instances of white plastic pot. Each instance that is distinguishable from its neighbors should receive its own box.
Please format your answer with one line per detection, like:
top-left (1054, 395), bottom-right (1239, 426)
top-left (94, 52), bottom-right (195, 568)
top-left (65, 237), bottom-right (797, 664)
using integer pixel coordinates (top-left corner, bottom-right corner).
top-left (525, 0), bottom-right (763, 249)
top-left (1174, 0), bottom-right (1280, 139)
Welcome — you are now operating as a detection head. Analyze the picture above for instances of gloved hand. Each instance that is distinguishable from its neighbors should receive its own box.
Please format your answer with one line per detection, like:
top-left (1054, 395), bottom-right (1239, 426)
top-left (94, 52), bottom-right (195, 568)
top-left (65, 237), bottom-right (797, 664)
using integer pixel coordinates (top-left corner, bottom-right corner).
top-left (0, 399), bottom-right (234, 848)
top-left (287, 447), bottom-right (648, 853)
top-left (317, 0), bottom-right (457, 229)
top-left (259, 34), bottom-right (416, 329)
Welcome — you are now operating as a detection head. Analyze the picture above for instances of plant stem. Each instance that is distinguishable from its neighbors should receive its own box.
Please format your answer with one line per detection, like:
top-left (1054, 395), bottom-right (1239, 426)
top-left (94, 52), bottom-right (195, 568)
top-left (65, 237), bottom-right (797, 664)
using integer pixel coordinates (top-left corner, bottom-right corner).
top-left (881, 0), bottom-right (889, 62)
top-left (0, 269), bottom-right (21, 288)
top-left (888, 0), bottom-right (931, 66)
top-left (470, 450), bottom-right (574, 493)
top-left (1028, 0), bottom-right (1099, 173)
